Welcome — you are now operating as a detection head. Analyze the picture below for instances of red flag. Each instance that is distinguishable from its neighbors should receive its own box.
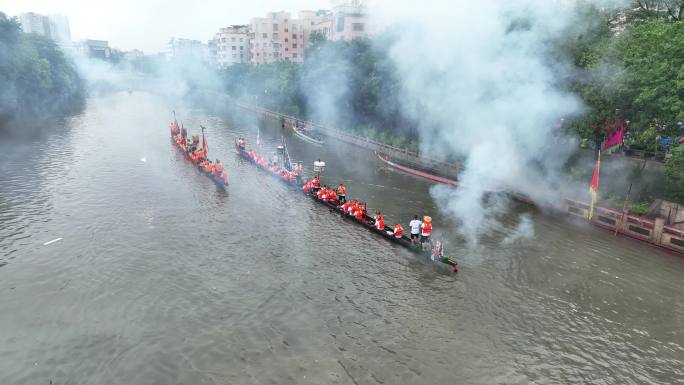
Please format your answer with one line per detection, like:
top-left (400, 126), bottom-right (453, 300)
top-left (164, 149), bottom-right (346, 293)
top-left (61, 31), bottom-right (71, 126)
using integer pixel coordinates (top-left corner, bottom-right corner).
top-left (588, 151), bottom-right (601, 220)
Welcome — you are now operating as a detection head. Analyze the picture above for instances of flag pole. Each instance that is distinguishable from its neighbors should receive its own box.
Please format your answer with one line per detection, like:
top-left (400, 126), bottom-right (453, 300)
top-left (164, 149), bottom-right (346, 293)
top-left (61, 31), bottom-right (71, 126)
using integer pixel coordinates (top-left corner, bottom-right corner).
top-left (588, 150), bottom-right (601, 221)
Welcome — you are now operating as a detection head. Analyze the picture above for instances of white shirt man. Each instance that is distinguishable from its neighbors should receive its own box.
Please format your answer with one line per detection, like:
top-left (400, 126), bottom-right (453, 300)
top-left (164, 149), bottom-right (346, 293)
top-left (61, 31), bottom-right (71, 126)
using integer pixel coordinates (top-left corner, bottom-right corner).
top-left (409, 216), bottom-right (422, 244)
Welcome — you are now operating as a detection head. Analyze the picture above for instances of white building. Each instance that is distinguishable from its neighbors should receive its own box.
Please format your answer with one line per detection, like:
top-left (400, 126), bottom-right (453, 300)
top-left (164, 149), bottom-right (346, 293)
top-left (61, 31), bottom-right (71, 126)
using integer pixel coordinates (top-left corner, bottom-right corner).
top-left (48, 14), bottom-right (71, 43)
top-left (212, 25), bottom-right (249, 68)
top-left (17, 12), bottom-right (71, 43)
top-left (167, 37), bottom-right (205, 61)
top-left (80, 39), bottom-right (111, 59)
top-left (18, 12), bottom-right (48, 35)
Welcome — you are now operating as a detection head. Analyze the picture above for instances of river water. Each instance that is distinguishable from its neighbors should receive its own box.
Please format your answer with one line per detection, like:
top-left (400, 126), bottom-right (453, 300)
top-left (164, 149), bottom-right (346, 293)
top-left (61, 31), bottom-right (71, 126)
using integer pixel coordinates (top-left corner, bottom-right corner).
top-left (1, 92), bottom-right (682, 385)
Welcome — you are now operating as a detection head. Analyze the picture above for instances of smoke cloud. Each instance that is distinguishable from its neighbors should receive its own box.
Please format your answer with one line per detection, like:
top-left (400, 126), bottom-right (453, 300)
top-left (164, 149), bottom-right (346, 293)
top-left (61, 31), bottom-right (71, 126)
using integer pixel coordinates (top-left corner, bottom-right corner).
top-left (370, 0), bottom-right (626, 247)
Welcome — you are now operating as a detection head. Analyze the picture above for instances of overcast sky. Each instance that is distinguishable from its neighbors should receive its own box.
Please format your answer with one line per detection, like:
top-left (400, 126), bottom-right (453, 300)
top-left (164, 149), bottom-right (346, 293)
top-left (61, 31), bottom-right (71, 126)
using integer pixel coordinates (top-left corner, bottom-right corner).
top-left (2, 0), bottom-right (329, 53)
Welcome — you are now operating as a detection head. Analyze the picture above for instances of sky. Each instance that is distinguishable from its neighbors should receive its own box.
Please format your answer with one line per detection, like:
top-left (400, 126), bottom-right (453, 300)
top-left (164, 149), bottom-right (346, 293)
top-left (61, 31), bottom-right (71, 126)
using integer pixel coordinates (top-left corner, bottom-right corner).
top-left (2, 0), bottom-right (329, 53)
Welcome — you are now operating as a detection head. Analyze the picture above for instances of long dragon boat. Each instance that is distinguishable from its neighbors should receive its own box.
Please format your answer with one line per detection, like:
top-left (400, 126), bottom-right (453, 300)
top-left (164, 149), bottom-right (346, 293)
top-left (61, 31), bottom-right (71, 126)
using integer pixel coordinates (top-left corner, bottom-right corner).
top-left (170, 120), bottom-right (228, 188)
top-left (235, 140), bottom-right (458, 272)
top-left (376, 151), bottom-right (459, 186)
top-left (293, 123), bottom-right (325, 146)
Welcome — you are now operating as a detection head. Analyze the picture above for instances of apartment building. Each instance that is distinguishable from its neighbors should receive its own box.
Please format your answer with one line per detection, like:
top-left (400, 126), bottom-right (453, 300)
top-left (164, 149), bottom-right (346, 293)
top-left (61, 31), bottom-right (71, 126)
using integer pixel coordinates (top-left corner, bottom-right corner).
top-left (213, 25), bottom-right (249, 68)
top-left (249, 11), bottom-right (305, 64)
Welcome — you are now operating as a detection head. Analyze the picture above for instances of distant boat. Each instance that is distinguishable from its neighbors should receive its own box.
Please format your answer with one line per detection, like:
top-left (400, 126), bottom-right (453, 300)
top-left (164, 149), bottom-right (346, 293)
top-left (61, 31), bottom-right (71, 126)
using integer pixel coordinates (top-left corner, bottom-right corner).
top-left (375, 152), bottom-right (459, 186)
top-left (293, 123), bottom-right (325, 145)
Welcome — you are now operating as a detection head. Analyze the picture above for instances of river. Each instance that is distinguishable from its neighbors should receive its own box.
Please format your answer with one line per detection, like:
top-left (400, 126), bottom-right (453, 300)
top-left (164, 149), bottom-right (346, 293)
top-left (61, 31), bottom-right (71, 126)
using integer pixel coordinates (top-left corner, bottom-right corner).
top-left (1, 91), bottom-right (682, 385)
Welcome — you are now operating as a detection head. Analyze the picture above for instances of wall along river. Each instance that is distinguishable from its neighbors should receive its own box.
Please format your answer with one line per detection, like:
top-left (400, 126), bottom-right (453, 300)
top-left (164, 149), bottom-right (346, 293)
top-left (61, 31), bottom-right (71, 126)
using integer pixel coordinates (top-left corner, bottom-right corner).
top-left (0, 91), bottom-right (682, 385)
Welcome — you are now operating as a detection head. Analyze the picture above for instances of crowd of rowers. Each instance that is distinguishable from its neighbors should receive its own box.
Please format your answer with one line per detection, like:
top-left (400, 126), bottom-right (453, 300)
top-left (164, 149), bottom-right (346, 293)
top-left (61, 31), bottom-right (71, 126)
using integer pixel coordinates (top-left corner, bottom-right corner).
top-left (171, 122), bottom-right (227, 182)
top-left (302, 177), bottom-right (434, 250)
top-left (242, 138), bottom-right (303, 183)
top-left (240, 138), bottom-right (435, 250)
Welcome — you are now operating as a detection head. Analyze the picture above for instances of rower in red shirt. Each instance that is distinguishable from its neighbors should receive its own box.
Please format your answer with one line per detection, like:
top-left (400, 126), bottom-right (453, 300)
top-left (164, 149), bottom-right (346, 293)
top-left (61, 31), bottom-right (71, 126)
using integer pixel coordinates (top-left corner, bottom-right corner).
top-left (374, 211), bottom-right (385, 230)
top-left (347, 200), bottom-right (357, 215)
top-left (355, 203), bottom-right (365, 221)
top-left (326, 189), bottom-right (336, 203)
top-left (393, 224), bottom-right (404, 238)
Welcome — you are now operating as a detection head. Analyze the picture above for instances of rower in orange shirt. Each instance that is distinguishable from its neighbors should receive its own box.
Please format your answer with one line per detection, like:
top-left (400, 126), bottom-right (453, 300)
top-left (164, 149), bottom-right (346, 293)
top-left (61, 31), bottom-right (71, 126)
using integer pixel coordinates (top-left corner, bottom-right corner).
top-left (393, 223), bottom-right (404, 239)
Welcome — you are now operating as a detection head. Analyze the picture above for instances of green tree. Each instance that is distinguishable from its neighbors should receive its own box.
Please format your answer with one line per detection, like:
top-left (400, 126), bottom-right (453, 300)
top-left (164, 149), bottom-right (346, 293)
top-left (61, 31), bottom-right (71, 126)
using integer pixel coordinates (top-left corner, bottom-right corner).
top-left (0, 12), bottom-right (85, 133)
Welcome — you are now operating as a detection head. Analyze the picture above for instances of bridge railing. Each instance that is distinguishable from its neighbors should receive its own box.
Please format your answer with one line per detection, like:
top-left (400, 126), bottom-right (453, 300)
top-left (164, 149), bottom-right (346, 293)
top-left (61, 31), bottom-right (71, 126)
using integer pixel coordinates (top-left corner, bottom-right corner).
top-left (232, 101), bottom-right (461, 171)
top-left (564, 198), bottom-right (684, 254)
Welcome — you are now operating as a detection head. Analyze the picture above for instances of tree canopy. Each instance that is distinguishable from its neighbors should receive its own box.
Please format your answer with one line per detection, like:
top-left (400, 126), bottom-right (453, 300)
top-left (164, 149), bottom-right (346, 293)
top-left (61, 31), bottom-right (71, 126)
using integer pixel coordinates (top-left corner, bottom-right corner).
top-left (0, 12), bottom-right (85, 133)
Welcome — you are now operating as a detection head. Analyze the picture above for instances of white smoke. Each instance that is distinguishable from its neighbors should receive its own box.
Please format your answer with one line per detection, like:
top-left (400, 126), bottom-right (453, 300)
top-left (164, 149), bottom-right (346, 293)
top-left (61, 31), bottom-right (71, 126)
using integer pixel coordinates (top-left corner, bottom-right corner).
top-left (502, 214), bottom-right (536, 245)
top-left (371, 0), bottom-right (625, 247)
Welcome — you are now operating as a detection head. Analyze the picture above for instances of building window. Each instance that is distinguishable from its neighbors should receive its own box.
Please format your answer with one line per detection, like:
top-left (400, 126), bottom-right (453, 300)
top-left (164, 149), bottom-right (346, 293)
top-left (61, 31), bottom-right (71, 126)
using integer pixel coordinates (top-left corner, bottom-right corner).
top-left (337, 16), bottom-right (345, 32)
top-left (232, 46), bottom-right (236, 50)
top-left (239, 38), bottom-right (243, 42)
top-left (240, 46), bottom-right (243, 50)
top-left (262, 33), bottom-right (267, 38)
top-left (352, 23), bottom-right (364, 31)
top-left (285, 47), bottom-right (288, 51)
top-left (293, 53), bottom-right (297, 58)
top-left (285, 28), bottom-right (288, 32)
top-left (285, 38), bottom-right (288, 42)
top-left (292, 43), bottom-right (297, 48)
top-left (273, 24), bottom-right (278, 31)
top-left (292, 33), bottom-right (297, 39)
top-left (232, 37), bottom-right (236, 41)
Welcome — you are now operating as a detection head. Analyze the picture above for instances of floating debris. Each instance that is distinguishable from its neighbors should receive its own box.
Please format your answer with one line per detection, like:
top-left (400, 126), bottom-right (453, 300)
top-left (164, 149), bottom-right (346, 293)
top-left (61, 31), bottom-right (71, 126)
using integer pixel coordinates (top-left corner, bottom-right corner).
top-left (43, 238), bottom-right (62, 246)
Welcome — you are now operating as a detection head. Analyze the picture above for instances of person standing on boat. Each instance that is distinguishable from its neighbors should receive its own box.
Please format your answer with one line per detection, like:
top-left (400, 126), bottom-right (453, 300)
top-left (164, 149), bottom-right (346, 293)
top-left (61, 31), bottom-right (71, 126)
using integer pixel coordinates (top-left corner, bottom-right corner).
top-left (409, 215), bottom-right (422, 245)
top-left (311, 176), bottom-right (321, 193)
top-left (294, 162), bottom-right (303, 186)
top-left (336, 183), bottom-right (346, 204)
top-left (421, 216), bottom-right (433, 251)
